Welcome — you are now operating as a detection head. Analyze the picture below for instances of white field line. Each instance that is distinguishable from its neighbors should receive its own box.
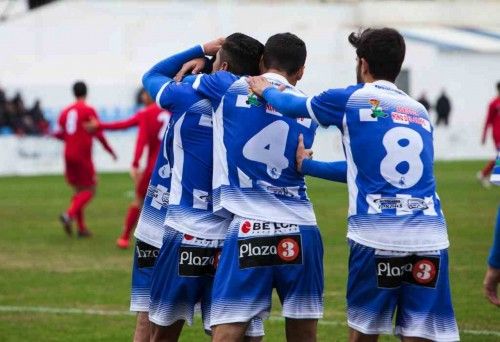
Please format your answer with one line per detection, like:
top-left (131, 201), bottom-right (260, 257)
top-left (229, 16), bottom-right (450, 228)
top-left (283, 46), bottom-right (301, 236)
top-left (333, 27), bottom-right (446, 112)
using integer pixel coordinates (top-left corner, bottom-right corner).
top-left (0, 305), bottom-right (499, 337)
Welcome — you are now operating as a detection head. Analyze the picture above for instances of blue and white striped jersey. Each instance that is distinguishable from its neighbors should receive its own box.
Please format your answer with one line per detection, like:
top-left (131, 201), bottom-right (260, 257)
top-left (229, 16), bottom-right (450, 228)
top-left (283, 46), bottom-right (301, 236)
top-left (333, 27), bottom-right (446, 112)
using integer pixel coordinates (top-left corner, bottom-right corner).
top-left (193, 72), bottom-right (318, 225)
top-left (491, 150), bottom-right (500, 185)
top-left (306, 80), bottom-right (448, 251)
top-left (134, 127), bottom-right (171, 248)
top-left (156, 82), bottom-right (230, 240)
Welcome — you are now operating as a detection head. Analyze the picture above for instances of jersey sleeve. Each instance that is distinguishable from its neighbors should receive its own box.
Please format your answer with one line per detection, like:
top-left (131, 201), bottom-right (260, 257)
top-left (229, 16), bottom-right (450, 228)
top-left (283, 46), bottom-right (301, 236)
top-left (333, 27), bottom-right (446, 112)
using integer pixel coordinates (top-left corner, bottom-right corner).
top-left (156, 82), bottom-right (195, 112)
top-left (142, 45), bottom-right (205, 105)
top-left (306, 84), bottom-right (363, 128)
top-left (483, 101), bottom-right (496, 142)
top-left (192, 71), bottom-right (239, 107)
top-left (132, 120), bottom-right (147, 168)
top-left (301, 159), bottom-right (347, 183)
top-left (53, 111), bottom-right (66, 140)
top-left (99, 113), bottom-right (141, 130)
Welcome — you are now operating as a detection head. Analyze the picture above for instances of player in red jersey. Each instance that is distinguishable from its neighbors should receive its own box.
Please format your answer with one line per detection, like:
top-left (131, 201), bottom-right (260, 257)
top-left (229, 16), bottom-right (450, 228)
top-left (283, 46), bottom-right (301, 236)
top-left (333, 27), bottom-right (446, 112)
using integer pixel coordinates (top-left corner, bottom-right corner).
top-left (478, 81), bottom-right (500, 187)
top-left (87, 89), bottom-right (170, 248)
top-left (55, 81), bottom-right (117, 237)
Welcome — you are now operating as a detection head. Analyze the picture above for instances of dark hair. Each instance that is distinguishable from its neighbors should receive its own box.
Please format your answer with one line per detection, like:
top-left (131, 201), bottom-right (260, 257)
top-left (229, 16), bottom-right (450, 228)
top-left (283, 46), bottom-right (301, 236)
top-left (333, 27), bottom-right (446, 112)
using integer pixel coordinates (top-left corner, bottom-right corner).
top-left (497, 81), bottom-right (500, 92)
top-left (220, 33), bottom-right (264, 76)
top-left (262, 33), bottom-right (306, 75)
top-left (348, 28), bottom-right (405, 82)
top-left (73, 81), bottom-right (87, 98)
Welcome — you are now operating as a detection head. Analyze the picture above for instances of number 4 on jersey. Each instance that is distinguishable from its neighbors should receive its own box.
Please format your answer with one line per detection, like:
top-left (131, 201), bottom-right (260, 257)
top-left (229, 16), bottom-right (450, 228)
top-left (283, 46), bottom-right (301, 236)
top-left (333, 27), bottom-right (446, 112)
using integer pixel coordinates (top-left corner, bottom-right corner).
top-left (243, 121), bottom-right (289, 179)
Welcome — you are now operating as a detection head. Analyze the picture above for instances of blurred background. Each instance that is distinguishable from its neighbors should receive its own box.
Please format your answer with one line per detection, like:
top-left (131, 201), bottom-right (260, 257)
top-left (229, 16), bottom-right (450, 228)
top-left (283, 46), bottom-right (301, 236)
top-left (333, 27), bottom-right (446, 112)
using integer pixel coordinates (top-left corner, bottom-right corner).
top-left (0, 0), bottom-right (498, 174)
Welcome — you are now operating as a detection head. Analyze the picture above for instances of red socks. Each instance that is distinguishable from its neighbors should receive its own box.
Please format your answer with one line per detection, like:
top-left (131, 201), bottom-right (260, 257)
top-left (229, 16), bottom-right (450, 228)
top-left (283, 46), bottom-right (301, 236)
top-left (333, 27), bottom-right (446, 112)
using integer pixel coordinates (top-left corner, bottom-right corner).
top-left (483, 160), bottom-right (496, 177)
top-left (120, 204), bottom-right (140, 241)
top-left (67, 190), bottom-right (94, 232)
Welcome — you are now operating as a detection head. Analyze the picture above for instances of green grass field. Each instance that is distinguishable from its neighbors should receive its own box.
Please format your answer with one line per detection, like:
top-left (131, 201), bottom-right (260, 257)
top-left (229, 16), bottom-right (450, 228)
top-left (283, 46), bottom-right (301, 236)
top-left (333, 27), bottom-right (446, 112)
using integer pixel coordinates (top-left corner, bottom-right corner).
top-left (0, 160), bottom-right (499, 341)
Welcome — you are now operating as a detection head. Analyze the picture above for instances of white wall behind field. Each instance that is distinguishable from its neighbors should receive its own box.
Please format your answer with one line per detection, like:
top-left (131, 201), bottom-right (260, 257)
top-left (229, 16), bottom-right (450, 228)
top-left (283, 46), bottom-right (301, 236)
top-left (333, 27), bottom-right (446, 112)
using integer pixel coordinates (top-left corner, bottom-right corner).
top-left (0, 0), bottom-right (499, 175)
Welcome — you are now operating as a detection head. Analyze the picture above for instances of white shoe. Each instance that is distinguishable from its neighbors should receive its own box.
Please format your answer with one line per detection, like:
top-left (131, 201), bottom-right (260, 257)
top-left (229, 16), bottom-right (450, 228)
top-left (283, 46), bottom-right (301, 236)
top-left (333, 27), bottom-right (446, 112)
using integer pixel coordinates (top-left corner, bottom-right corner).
top-left (476, 171), bottom-right (491, 188)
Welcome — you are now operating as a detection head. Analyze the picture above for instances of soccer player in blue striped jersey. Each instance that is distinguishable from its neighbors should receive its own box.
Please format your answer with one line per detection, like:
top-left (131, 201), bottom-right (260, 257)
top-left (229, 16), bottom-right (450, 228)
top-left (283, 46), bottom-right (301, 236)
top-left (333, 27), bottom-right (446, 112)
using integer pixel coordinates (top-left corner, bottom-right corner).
top-left (190, 33), bottom-right (337, 342)
top-left (484, 151), bottom-right (500, 306)
top-left (129, 124), bottom-right (171, 342)
top-left (249, 28), bottom-right (459, 342)
top-left (142, 35), bottom-right (265, 341)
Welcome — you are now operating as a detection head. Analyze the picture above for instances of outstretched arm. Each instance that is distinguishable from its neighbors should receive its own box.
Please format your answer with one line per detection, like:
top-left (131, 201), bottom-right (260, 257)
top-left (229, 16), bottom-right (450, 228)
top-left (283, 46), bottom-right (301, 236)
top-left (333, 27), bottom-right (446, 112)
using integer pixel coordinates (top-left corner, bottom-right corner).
top-left (249, 76), bottom-right (361, 129)
top-left (142, 38), bottom-right (224, 102)
top-left (248, 77), bottom-right (310, 119)
top-left (99, 114), bottom-right (141, 130)
top-left (302, 159), bottom-right (347, 183)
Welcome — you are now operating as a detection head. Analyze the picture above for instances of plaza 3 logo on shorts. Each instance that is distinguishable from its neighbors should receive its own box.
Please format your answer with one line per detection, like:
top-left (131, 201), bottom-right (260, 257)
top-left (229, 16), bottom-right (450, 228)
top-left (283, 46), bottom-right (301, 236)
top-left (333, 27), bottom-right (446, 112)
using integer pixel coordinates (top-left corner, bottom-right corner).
top-left (178, 234), bottom-right (222, 277)
top-left (238, 220), bottom-right (303, 269)
top-left (135, 240), bottom-right (160, 269)
top-left (375, 254), bottom-right (440, 289)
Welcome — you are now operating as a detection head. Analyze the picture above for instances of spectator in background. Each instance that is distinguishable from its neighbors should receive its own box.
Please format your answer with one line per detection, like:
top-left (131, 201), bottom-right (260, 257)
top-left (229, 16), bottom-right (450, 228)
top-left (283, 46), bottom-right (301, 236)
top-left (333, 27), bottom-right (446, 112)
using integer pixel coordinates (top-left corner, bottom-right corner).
top-left (478, 81), bottom-right (500, 188)
top-left (0, 86), bottom-right (7, 130)
top-left (435, 89), bottom-right (451, 126)
top-left (29, 99), bottom-right (49, 135)
top-left (417, 92), bottom-right (431, 113)
top-left (10, 92), bottom-right (26, 134)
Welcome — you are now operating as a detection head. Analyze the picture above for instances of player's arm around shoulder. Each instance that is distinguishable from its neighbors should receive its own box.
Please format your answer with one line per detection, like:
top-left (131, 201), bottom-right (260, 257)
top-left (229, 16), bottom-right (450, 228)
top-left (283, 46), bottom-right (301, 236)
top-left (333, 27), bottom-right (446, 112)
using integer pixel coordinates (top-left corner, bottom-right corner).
top-left (305, 84), bottom-right (363, 129)
top-left (191, 70), bottom-right (239, 105)
top-left (142, 37), bottom-right (224, 105)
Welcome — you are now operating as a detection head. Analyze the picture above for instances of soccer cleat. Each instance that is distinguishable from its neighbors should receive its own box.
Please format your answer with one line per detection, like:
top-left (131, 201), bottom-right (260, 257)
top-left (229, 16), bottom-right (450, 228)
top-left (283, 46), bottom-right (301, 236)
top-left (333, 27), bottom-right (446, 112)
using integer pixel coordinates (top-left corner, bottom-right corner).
top-left (77, 229), bottom-right (93, 238)
top-left (59, 213), bottom-right (73, 236)
top-left (116, 237), bottom-right (130, 249)
top-left (476, 171), bottom-right (491, 188)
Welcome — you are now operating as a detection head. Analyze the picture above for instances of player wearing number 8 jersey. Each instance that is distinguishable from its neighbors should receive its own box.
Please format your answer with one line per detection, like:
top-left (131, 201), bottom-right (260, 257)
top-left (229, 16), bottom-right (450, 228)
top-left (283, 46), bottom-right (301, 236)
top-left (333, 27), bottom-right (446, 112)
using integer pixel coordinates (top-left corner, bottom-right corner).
top-left (249, 28), bottom-right (459, 342)
top-left (191, 33), bottom-right (333, 342)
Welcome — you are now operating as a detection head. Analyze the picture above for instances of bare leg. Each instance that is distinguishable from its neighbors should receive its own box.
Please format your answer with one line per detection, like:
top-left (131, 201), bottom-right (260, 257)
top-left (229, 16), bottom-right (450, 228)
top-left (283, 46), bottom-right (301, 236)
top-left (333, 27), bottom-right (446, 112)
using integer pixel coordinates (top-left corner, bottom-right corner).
top-left (212, 322), bottom-right (249, 342)
top-left (349, 328), bottom-right (378, 342)
top-left (285, 318), bottom-right (317, 342)
top-left (149, 320), bottom-right (184, 342)
top-left (133, 312), bottom-right (150, 342)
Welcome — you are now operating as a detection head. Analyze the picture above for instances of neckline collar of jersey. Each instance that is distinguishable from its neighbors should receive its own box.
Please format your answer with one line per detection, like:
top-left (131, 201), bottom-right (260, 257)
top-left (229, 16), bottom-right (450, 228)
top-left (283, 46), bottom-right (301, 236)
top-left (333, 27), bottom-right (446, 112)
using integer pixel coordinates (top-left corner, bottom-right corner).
top-left (371, 80), bottom-right (398, 89)
top-left (261, 72), bottom-right (291, 87)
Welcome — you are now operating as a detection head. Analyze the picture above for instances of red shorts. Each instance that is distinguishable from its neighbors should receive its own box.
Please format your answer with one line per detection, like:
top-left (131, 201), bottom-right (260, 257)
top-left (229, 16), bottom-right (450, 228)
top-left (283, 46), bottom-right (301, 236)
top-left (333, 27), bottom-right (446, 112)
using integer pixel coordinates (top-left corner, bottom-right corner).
top-left (136, 164), bottom-right (154, 199)
top-left (65, 158), bottom-right (96, 187)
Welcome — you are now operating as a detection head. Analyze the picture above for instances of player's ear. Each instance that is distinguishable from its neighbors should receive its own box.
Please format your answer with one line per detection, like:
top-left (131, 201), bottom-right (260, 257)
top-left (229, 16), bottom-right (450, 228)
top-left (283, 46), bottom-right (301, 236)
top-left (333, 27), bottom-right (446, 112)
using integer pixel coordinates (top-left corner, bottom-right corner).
top-left (219, 61), bottom-right (229, 71)
top-left (360, 58), bottom-right (370, 78)
top-left (295, 66), bottom-right (305, 82)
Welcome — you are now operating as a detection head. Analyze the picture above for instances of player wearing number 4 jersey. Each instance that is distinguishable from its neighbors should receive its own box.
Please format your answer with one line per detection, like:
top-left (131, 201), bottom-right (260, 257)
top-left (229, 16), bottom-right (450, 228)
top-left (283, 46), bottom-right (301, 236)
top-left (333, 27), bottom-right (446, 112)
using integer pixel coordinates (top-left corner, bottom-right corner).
top-left (142, 34), bottom-right (265, 342)
top-left (191, 33), bottom-right (346, 342)
top-left (249, 28), bottom-right (459, 342)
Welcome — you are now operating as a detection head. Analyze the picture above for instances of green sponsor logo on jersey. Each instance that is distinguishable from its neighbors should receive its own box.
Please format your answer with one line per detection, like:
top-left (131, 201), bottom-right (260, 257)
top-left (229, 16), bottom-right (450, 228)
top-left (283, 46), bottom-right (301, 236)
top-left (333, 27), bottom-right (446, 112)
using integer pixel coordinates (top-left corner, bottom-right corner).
top-left (369, 99), bottom-right (388, 118)
top-left (247, 92), bottom-right (262, 107)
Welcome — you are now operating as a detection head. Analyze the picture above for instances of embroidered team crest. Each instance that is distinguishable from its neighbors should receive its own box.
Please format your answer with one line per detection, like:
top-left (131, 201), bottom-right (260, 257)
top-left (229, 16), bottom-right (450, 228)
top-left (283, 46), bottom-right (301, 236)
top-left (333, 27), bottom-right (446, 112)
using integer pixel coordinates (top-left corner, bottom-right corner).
top-left (246, 90), bottom-right (262, 107)
top-left (369, 99), bottom-right (387, 118)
